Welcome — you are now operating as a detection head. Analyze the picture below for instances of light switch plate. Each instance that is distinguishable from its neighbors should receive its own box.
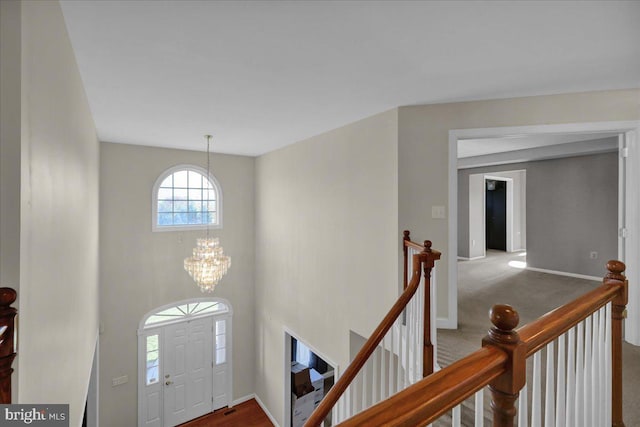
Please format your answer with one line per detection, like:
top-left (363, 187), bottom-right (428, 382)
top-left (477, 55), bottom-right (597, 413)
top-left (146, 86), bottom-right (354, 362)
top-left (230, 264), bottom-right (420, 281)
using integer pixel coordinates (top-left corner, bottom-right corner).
top-left (431, 205), bottom-right (446, 219)
top-left (112, 375), bottom-right (128, 386)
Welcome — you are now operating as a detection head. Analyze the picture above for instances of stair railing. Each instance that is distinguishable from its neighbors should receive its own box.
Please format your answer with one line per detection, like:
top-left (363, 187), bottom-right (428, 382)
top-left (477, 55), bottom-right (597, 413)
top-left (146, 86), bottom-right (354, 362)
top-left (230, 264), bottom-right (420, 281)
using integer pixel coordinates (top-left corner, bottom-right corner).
top-left (0, 287), bottom-right (17, 403)
top-left (336, 260), bottom-right (628, 427)
top-left (306, 233), bottom-right (441, 426)
top-left (403, 230), bottom-right (438, 378)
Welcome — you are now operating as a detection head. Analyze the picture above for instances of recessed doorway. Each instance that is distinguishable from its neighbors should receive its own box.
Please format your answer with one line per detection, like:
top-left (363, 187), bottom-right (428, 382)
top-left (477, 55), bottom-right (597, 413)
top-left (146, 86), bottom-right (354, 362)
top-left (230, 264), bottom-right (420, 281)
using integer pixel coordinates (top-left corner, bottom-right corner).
top-left (284, 330), bottom-right (336, 427)
top-left (485, 178), bottom-right (507, 251)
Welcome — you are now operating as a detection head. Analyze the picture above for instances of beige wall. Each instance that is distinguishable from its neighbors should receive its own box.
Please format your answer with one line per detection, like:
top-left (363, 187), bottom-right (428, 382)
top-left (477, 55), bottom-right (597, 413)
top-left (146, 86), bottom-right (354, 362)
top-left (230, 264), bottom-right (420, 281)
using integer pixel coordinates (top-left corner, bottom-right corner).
top-left (99, 142), bottom-right (255, 426)
top-left (7, 1), bottom-right (100, 425)
top-left (398, 89), bottom-right (640, 323)
top-left (255, 109), bottom-right (399, 425)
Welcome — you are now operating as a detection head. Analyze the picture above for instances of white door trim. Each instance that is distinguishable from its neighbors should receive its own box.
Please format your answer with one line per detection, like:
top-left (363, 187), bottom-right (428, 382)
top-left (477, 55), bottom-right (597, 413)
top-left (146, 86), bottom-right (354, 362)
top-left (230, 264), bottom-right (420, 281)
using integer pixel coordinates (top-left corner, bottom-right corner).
top-left (283, 327), bottom-right (339, 427)
top-left (137, 298), bottom-right (234, 427)
top-left (448, 121), bottom-right (640, 344)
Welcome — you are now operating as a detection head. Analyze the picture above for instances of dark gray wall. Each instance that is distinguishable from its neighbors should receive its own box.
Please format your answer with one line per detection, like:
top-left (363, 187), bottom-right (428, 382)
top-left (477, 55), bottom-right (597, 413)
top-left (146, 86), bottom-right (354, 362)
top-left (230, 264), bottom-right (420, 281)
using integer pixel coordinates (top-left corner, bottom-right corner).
top-left (458, 151), bottom-right (618, 277)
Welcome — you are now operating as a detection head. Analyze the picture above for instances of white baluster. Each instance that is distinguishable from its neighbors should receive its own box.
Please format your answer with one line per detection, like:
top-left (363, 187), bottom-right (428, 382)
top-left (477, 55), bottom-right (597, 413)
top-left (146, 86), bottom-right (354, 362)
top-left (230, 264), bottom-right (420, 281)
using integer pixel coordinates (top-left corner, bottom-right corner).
top-left (518, 381), bottom-right (528, 427)
top-left (575, 321), bottom-right (584, 427)
top-left (565, 327), bottom-right (576, 427)
top-left (452, 404), bottom-right (461, 427)
top-left (345, 384), bottom-right (351, 420)
top-left (555, 334), bottom-right (566, 427)
top-left (381, 336), bottom-right (387, 400)
top-left (357, 374), bottom-right (363, 414)
top-left (598, 306), bottom-right (607, 425)
top-left (418, 270), bottom-right (425, 376)
top-left (362, 362), bottom-right (372, 411)
top-left (591, 311), bottom-right (600, 425)
top-left (405, 294), bottom-right (416, 385)
top-left (475, 389), bottom-right (484, 427)
top-left (389, 323), bottom-right (395, 397)
top-left (545, 341), bottom-right (555, 427)
top-left (431, 266), bottom-right (437, 372)
top-left (372, 348), bottom-right (379, 405)
top-left (583, 316), bottom-right (592, 427)
top-left (397, 320), bottom-right (403, 392)
top-left (598, 306), bottom-right (606, 427)
top-left (605, 303), bottom-right (612, 425)
top-left (404, 305), bottom-right (410, 388)
top-left (531, 351), bottom-right (542, 427)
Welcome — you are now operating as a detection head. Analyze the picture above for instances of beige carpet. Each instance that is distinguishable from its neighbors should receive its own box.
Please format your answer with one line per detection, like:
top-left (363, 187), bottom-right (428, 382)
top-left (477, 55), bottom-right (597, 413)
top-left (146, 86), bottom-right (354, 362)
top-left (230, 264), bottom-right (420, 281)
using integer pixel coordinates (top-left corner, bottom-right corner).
top-left (436, 250), bottom-right (640, 426)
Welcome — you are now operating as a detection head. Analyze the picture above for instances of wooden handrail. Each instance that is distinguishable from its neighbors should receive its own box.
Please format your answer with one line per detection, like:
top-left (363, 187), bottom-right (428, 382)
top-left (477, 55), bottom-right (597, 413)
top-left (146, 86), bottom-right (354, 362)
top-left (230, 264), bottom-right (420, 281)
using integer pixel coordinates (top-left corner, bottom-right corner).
top-left (338, 346), bottom-right (507, 426)
top-left (0, 287), bottom-right (17, 404)
top-left (306, 238), bottom-right (441, 426)
top-left (334, 260), bottom-right (628, 427)
top-left (403, 230), bottom-right (426, 253)
top-left (518, 278), bottom-right (623, 356)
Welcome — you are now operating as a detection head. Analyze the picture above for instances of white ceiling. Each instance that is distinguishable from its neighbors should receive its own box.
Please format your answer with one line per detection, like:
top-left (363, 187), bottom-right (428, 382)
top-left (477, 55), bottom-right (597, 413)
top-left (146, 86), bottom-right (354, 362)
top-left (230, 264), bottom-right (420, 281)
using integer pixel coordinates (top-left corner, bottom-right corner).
top-left (59, 1), bottom-right (640, 156)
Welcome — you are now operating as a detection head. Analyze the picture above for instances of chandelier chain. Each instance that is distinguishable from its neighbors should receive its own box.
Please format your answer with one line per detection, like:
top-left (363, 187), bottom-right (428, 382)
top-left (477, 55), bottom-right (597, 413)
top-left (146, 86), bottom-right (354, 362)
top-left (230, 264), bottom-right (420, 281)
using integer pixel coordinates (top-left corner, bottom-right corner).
top-left (183, 134), bottom-right (231, 293)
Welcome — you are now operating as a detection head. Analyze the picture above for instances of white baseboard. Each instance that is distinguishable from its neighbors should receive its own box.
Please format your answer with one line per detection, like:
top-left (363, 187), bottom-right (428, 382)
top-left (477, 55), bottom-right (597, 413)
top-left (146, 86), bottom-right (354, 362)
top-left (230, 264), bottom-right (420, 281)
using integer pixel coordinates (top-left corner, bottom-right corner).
top-left (232, 393), bottom-right (255, 406)
top-left (254, 393), bottom-right (281, 427)
top-left (437, 316), bottom-right (457, 329)
top-left (457, 255), bottom-right (485, 261)
top-left (525, 266), bottom-right (600, 282)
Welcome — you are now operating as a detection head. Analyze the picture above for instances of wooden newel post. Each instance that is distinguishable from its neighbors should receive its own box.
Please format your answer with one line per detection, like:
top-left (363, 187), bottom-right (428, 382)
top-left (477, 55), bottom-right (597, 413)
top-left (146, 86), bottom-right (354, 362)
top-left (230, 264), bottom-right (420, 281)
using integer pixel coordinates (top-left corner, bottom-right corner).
top-left (0, 287), bottom-right (17, 404)
top-left (605, 260), bottom-right (627, 427)
top-left (420, 240), bottom-right (441, 377)
top-left (482, 304), bottom-right (526, 427)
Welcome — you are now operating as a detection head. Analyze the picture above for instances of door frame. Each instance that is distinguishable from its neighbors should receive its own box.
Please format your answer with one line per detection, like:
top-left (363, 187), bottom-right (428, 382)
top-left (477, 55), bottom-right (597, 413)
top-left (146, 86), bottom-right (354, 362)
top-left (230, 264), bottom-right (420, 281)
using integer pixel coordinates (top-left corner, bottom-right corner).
top-left (283, 327), bottom-right (339, 427)
top-left (137, 298), bottom-right (234, 427)
top-left (448, 121), bottom-right (640, 345)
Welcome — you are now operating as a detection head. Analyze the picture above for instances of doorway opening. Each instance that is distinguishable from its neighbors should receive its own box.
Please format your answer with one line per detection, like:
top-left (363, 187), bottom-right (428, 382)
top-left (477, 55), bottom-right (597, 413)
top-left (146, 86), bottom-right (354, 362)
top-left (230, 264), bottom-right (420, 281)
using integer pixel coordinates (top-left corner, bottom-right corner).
top-left (465, 171), bottom-right (525, 261)
top-left (284, 330), bottom-right (336, 427)
top-left (137, 298), bottom-right (233, 427)
top-left (448, 121), bottom-right (639, 346)
top-left (485, 178), bottom-right (507, 251)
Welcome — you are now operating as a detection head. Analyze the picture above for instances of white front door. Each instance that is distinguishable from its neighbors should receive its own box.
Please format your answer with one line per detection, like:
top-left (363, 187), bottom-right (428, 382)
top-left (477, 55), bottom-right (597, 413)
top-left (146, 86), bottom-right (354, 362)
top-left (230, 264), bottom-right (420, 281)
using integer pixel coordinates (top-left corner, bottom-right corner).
top-left (163, 317), bottom-right (213, 427)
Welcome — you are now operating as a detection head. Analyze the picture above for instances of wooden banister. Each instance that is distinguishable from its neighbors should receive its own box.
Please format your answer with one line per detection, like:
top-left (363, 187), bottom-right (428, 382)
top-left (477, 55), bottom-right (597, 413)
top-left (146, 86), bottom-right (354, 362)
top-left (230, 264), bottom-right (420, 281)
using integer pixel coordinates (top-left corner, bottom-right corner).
top-left (517, 281), bottom-right (623, 356)
top-left (306, 237), bottom-right (440, 426)
top-left (403, 230), bottom-right (426, 253)
top-left (0, 287), bottom-right (17, 404)
top-left (333, 260), bottom-right (628, 427)
top-left (338, 346), bottom-right (507, 426)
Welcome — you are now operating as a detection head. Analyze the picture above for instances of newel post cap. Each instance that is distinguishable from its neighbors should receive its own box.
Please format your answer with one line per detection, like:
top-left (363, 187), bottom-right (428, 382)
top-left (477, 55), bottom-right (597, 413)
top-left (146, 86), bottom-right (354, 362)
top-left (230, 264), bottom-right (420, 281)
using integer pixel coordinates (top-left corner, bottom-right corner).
top-left (490, 304), bottom-right (519, 332)
top-left (485, 304), bottom-right (521, 345)
top-left (0, 288), bottom-right (16, 308)
top-left (605, 260), bottom-right (626, 281)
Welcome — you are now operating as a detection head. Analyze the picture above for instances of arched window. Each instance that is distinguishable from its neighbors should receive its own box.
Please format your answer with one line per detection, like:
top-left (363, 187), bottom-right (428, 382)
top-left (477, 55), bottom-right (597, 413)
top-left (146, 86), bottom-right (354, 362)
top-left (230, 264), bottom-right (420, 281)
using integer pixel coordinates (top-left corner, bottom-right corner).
top-left (152, 165), bottom-right (222, 231)
top-left (140, 299), bottom-right (230, 329)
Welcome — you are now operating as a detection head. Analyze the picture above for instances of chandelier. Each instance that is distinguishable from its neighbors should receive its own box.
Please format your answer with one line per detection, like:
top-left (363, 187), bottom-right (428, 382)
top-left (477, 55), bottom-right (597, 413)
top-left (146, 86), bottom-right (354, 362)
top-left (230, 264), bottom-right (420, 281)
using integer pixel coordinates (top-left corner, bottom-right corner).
top-left (184, 135), bottom-right (231, 292)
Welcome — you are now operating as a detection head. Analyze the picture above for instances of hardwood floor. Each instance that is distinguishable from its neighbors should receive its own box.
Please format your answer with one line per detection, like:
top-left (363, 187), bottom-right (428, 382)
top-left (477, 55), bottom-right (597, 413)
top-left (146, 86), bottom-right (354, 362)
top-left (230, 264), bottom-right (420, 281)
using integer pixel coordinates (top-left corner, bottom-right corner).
top-left (178, 399), bottom-right (274, 427)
